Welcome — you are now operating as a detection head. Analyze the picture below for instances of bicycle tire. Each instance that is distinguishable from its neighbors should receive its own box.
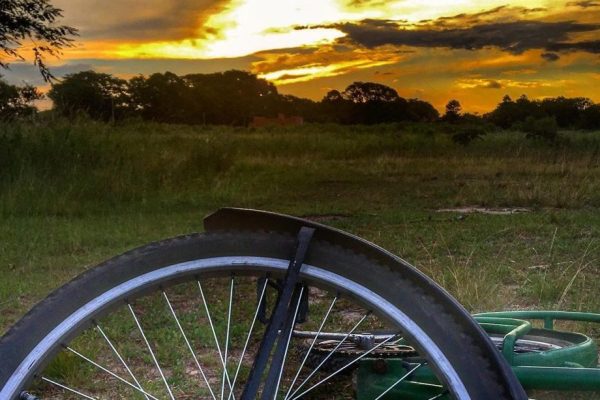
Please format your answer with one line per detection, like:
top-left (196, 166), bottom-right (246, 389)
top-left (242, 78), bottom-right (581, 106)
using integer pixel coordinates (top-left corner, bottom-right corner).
top-left (0, 230), bottom-right (523, 399)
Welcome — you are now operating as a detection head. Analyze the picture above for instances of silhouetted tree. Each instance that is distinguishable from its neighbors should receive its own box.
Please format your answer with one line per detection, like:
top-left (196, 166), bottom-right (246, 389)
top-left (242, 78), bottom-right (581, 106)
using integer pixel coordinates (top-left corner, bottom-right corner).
top-left (316, 82), bottom-right (444, 124)
top-left (487, 94), bottom-right (598, 130)
top-left (0, 76), bottom-right (41, 120)
top-left (42, 70), bottom-right (448, 126)
top-left (277, 94), bottom-right (317, 119)
top-left (487, 95), bottom-right (518, 128)
top-left (406, 99), bottom-right (439, 122)
top-left (579, 104), bottom-right (600, 130)
top-left (49, 71), bottom-right (129, 121)
top-left (539, 97), bottom-right (592, 128)
top-left (341, 82), bottom-right (400, 103)
top-left (442, 99), bottom-right (462, 123)
top-left (129, 72), bottom-right (189, 123)
top-left (323, 90), bottom-right (343, 102)
top-left (183, 70), bottom-right (279, 125)
top-left (1, 0), bottom-right (77, 81)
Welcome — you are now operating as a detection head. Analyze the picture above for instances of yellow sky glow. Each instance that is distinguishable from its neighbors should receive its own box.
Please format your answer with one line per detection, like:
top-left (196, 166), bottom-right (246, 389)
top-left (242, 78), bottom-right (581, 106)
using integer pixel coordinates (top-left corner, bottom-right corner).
top-left (112, 0), bottom-right (551, 60)
top-left (9, 0), bottom-right (598, 112)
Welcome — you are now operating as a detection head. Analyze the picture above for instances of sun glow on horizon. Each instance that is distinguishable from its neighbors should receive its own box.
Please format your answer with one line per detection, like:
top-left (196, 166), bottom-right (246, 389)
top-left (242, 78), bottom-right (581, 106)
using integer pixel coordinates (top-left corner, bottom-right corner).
top-left (258, 58), bottom-right (397, 85)
top-left (14, 0), bottom-right (597, 112)
top-left (115, 0), bottom-right (547, 61)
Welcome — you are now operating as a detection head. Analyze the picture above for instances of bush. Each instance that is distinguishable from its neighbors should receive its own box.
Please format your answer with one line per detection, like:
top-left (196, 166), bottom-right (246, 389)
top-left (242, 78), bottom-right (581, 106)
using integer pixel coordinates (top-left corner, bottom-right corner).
top-left (451, 125), bottom-right (487, 146)
top-left (519, 116), bottom-right (558, 141)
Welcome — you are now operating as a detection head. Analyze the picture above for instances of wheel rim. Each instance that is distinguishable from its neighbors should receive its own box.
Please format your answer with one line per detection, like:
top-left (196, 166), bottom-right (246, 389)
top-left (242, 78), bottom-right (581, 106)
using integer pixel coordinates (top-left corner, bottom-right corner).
top-left (3, 256), bottom-right (469, 400)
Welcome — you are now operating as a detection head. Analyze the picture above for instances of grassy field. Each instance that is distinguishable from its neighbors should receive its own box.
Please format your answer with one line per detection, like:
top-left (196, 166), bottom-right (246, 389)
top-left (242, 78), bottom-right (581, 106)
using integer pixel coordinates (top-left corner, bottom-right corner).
top-left (1, 120), bottom-right (599, 397)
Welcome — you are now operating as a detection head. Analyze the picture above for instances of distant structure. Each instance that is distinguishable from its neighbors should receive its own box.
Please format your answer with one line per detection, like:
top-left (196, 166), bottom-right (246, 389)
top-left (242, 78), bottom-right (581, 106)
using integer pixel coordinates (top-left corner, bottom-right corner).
top-left (250, 113), bottom-right (304, 128)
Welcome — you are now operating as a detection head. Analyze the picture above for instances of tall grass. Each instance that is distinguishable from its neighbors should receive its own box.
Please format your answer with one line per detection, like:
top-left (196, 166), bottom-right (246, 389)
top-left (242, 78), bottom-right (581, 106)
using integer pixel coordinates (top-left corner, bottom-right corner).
top-left (2, 120), bottom-right (600, 216)
top-left (0, 121), bottom-right (236, 214)
top-left (1, 120), bottom-right (599, 333)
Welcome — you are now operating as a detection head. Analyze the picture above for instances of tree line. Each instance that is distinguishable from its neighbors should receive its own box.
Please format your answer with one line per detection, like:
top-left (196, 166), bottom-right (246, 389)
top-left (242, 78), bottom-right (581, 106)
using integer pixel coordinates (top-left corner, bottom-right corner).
top-left (1, 70), bottom-right (599, 131)
top-left (43, 70), bottom-right (440, 125)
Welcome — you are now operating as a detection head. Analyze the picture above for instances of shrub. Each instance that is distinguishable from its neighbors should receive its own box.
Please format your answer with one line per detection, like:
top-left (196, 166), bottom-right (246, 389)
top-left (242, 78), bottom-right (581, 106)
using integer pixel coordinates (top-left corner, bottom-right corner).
top-left (451, 125), bottom-right (487, 146)
top-left (520, 116), bottom-right (558, 141)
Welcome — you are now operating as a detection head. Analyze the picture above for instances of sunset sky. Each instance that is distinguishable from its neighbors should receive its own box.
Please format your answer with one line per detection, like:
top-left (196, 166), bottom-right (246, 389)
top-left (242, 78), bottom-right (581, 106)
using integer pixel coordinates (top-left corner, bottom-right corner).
top-left (3, 0), bottom-right (600, 112)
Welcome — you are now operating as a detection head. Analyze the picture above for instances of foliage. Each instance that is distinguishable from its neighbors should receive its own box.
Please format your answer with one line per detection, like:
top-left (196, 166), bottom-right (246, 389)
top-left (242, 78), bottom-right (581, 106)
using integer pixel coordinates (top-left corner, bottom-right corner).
top-left (341, 81), bottom-right (400, 103)
top-left (486, 95), bottom-right (600, 130)
top-left (319, 82), bottom-right (439, 124)
top-left (579, 104), bottom-right (600, 130)
top-left (49, 71), bottom-right (440, 125)
top-left (48, 71), bottom-right (129, 121)
top-left (17, 67), bottom-right (600, 130)
top-left (519, 116), bottom-right (559, 141)
top-left (442, 99), bottom-right (462, 123)
top-left (0, 0), bottom-right (77, 81)
top-left (0, 77), bottom-right (41, 120)
top-left (451, 125), bottom-right (487, 146)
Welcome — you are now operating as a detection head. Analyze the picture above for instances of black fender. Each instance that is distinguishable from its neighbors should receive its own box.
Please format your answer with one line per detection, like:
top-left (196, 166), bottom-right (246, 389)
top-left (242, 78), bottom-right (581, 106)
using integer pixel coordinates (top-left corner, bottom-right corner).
top-left (204, 207), bottom-right (527, 399)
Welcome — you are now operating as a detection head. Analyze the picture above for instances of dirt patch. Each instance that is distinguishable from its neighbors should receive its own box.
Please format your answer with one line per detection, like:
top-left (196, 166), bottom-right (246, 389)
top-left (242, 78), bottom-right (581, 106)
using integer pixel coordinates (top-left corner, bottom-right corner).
top-left (436, 206), bottom-right (531, 215)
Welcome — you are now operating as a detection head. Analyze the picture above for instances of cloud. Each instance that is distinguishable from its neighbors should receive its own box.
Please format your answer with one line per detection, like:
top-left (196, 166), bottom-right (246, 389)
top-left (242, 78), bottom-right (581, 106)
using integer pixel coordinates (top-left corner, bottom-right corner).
top-left (567, 1), bottom-right (600, 8)
top-left (546, 40), bottom-right (600, 53)
top-left (457, 77), bottom-right (554, 90)
top-left (0, 63), bottom-right (94, 86)
top-left (0, 55), bottom-right (259, 86)
top-left (54, 0), bottom-right (229, 41)
top-left (541, 52), bottom-right (561, 61)
top-left (330, 19), bottom-right (600, 56)
top-left (457, 78), bottom-right (504, 89)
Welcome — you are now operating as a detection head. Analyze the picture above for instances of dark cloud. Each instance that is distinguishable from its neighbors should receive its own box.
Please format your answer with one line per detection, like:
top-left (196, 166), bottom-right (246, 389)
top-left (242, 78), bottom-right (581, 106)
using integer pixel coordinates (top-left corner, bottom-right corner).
top-left (567, 1), bottom-right (600, 8)
top-left (541, 52), bottom-right (561, 61)
top-left (54, 0), bottom-right (228, 41)
top-left (0, 56), bottom-right (259, 86)
top-left (330, 19), bottom-right (600, 55)
top-left (547, 40), bottom-right (600, 53)
top-left (0, 63), bottom-right (93, 86)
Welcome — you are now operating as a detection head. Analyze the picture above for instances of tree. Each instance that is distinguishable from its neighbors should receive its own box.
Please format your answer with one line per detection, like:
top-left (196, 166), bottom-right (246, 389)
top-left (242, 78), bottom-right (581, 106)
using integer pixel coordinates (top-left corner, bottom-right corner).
top-left (487, 95), bottom-right (598, 130)
top-left (129, 72), bottom-right (189, 123)
top-left (443, 99), bottom-right (462, 123)
top-left (406, 99), bottom-right (439, 122)
top-left (579, 104), bottom-right (600, 130)
top-left (539, 96), bottom-right (592, 128)
top-left (0, 76), bottom-right (42, 120)
top-left (341, 82), bottom-right (400, 103)
top-left (48, 71), bottom-right (129, 121)
top-left (341, 82), bottom-right (401, 124)
top-left (1, 0), bottom-right (77, 81)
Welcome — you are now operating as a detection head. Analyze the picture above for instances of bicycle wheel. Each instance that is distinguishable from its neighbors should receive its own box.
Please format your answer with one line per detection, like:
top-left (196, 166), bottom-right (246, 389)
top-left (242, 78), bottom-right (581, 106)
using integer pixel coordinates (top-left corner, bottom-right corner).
top-left (1, 229), bottom-right (522, 399)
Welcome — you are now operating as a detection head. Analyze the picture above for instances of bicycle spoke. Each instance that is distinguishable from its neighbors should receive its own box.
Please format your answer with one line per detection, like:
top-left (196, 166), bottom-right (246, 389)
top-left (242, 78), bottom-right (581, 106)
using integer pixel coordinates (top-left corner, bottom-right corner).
top-left (64, 346), bottom-right (160, 400)
top-left (427, 390), bottom-right (450, 400)
top-left (285, 311), bottom-right (371, 400)
top-left (227, 278), bottom-right (269, 400)
top-left (272, 286), bottom-right (305, 399)
top-left (128, 303), bottom-right (175, 400)
top-left (163, 291), bottom-right (217, 400)
top-left (283, 295), bottom-right (337, 400)
top-left (221, 277), bottom-right (234, 400)
top-left (373, 363), bottom-right (425, 400)
top-left (288, 334), bottom-right (397, 400)
top-left (41, 376), bottom-right (98, 400)
top-left (95, 323), bottom-right (150, 400)
top-left (198, 280), bottom-right (235, 395)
